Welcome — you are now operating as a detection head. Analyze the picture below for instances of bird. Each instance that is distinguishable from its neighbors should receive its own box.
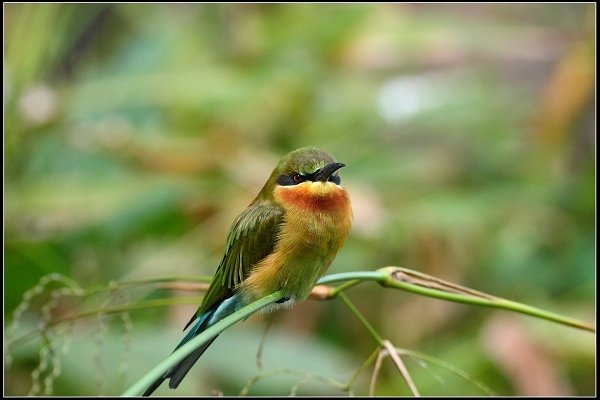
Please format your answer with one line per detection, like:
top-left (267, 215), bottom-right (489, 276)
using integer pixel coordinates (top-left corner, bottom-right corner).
top-left (143, 147), bottom-right (352, 396)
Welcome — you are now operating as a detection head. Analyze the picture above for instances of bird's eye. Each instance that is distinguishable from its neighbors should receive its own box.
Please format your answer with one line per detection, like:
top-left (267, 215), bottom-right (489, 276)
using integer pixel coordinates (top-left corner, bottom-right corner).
top-left (276, 173), bottom-right (305, 186)
top-left (292, 173), bottom-right (304, 183)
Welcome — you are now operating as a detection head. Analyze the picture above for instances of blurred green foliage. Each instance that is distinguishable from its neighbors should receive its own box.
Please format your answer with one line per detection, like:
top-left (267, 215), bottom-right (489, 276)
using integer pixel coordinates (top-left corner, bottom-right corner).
top-left (4, 3), bottom-right (595, 396)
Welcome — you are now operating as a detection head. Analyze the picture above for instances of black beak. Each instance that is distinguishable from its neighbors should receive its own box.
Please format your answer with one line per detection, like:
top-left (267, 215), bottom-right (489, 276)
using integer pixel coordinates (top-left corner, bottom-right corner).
top-left (314, 162), bottom-right (345, 182)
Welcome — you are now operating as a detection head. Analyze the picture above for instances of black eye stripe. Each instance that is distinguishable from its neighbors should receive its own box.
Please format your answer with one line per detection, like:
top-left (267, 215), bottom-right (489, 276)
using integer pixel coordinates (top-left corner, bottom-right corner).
top-left (277, 175), bottom-right (298, 186)
top-left (277, 169), bottom-right (341, 186)
top-left (277, 171), bottom-right (342, 186)
top-left (277, 172), bottom-right (309, 186)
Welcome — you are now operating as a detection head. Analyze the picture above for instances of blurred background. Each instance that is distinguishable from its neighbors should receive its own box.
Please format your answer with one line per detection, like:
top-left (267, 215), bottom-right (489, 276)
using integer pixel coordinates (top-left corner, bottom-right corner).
top-left (4, 3), bottom-right (595, 396)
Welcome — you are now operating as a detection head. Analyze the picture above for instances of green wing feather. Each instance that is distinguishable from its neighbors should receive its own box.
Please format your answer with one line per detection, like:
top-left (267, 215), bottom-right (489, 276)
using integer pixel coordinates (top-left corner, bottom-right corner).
top-left (185, 201), bottom-right (284, 329)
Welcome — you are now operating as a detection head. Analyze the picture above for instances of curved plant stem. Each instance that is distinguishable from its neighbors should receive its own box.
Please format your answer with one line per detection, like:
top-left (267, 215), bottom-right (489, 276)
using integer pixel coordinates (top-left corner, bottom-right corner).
top-left (319, 267), bottom-right (595, 332)
top-left (110, 266), bottom-right (599, 394)
top-left (121, 290), bottom-right (285, 396)
top-left (8, 265), bottom-right (592, 396)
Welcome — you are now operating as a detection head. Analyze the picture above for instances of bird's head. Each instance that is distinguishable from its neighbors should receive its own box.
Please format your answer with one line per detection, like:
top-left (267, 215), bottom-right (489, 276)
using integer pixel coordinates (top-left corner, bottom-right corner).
top-left (256, 147), bottom-right (349, 211)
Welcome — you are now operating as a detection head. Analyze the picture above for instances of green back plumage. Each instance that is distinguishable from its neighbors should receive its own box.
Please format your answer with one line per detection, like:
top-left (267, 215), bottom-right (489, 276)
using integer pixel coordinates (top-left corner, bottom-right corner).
top-left (192, 202), bottom-right (284, 321)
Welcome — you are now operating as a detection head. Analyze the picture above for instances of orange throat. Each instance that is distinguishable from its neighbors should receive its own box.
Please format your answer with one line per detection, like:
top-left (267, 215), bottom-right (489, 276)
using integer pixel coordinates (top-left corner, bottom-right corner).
top-left (274, 182), bottom-right (352, 214)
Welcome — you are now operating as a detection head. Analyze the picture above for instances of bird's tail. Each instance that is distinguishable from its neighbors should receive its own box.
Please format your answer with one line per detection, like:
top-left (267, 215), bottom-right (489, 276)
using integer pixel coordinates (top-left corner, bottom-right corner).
top-left (142, 294), bottom-right (242, 396)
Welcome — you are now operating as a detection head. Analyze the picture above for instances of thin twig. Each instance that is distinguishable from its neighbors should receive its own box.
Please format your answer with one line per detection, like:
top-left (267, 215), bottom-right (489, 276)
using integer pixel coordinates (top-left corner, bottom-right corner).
top-left (240, 368), bottom-right (347, 396)
top-left (338, 292), bottom-right (384, 346)
top-left (156, 282), bottom-right (211, 292)
top-left (8, 296), bottom-right (204, 349)
top-left (383, 340), bottom-right (420, 396)
top-left (398, 348), bottom-right (495, 395)
top-left (256, 313), bottom-right (277, 370)
top-left (369, 348), bottom-right (386, 396)
top-left (345, 347), bottom-right (380, 395)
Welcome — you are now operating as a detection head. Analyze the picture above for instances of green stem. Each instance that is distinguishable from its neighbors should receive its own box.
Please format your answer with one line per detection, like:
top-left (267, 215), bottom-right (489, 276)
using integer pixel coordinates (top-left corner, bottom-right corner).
top-left (379, 267), bottom-right (595, 332)
top-left (121, 290), bottom-right (285, 396)
top-left (329, 279), bottom-right (363, 297)
top-left (319, 268), bottom-right (595, 333)
top-left (318, 271), bottom-right (382, 286)
top-left (338, 292), bottom-right (384, 346)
